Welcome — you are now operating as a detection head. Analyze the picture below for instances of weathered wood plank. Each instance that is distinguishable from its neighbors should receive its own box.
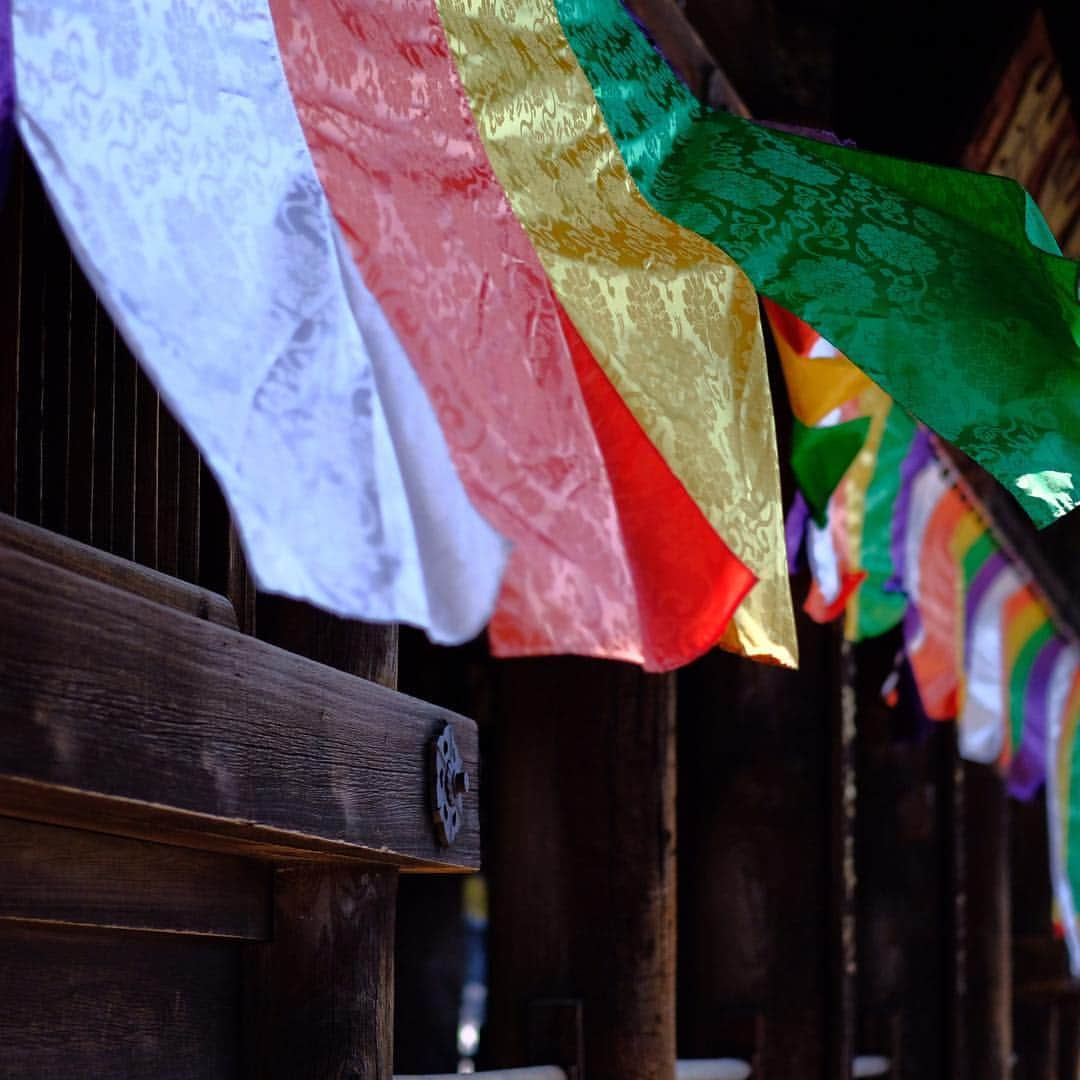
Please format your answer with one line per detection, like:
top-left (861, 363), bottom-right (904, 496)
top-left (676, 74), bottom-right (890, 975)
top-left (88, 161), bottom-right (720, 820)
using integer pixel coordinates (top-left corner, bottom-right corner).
top-left (245, 866), bottom-right (397, 1080)
top-left (0, 510), bottom-right (236, 628)
top-left (0, 922), bottom-right (242, 1079)
top-left (0, 816), bottom-right (270, 940)
top-left (0, 542), bottom-right (479, 870)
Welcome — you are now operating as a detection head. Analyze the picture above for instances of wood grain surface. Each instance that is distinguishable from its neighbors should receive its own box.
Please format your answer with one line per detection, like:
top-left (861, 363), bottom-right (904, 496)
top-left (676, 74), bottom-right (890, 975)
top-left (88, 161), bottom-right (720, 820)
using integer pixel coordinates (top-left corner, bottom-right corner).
top-left (0, 542), bottom-right (479, 870)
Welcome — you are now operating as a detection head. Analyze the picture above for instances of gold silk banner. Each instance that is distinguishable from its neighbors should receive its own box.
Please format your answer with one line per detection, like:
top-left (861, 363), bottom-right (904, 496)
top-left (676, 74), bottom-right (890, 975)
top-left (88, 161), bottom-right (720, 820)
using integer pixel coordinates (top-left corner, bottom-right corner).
top-left (435, 0), bottom-right (796, 665)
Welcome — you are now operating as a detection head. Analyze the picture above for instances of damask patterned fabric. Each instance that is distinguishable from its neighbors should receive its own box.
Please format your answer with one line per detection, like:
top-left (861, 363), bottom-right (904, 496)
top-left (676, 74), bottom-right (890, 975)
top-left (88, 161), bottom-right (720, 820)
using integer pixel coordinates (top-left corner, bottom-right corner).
top-left (12, 0), bottom-right (510, 643)
top-left (270, 0), bottom-right (755, 670)
top-left (556, 0), bottom-right (1080, 529)
top-left (764, 299), bottom-right (872, 428)
top-left (435, 0), bottom-right (797, 667)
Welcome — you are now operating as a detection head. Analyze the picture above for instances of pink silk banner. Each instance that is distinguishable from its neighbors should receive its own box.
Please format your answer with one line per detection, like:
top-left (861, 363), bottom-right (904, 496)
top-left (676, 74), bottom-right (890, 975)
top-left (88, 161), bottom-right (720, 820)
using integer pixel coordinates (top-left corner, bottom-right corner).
top-left (270, 0), bottom-right (754, 669)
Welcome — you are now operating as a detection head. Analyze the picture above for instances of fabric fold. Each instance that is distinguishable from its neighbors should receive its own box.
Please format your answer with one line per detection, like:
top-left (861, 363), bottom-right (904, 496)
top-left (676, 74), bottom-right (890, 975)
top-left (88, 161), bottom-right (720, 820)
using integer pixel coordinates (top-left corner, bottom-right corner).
top-left (270, 0), bottom-right (756, 671)
top-left (435, 0), bottom-right (797, 666)
top-left (959, 555), bottom-right (1021, 765)
top-left (791, 415), bottom-right (871, 528)
top-left (13, 0), bottom-right (509, 643)
top-left (554, 0), bottom-right (1080, 528)
top-left (764, 299), bottom-right (873, 427)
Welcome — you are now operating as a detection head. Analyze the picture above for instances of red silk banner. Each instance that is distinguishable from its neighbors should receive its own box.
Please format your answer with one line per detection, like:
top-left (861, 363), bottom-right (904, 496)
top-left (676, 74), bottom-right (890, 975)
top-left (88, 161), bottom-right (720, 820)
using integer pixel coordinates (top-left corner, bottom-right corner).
top-left (271, 0), bottom-right (754, 668)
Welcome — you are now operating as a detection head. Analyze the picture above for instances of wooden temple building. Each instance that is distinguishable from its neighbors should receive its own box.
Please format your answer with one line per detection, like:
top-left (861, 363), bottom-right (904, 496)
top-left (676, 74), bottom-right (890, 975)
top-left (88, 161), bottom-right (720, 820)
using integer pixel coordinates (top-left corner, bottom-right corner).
top-left (1, 2), bottom-right (1080, 1079)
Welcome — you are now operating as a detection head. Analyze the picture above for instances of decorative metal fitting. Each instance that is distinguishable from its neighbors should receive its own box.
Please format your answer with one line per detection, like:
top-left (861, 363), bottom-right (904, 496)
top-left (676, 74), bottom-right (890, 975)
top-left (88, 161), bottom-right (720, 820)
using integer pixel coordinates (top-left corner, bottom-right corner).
top-left (432, 723), bottom-right (469, 847)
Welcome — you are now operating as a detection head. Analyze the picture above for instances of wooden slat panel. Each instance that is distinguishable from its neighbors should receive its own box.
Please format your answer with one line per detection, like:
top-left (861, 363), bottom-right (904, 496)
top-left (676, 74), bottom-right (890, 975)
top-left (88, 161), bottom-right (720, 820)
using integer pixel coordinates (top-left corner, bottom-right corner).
top-left (65, 256), bottom-right (99, 545)
top-left (0, 512), bottom-right (236, 628)
top-left (0, 150), bottom-right (26, 514)
top-left (133, 366), bottom-right (160, 569)
top-left (0, 542), bottom-right (478, 870)
top-left (110, 333), bottom-right (139, 561)
top-left (89, 307), bottom-right (116, 555)
top-left (14, 161), bottom-right (47, 528)
top-left (0, 923), bottom-right (241, 1079)
top-left (0, 816), bottom-right (270, 940)
top-left (39, 220), bottom-right (72, 537)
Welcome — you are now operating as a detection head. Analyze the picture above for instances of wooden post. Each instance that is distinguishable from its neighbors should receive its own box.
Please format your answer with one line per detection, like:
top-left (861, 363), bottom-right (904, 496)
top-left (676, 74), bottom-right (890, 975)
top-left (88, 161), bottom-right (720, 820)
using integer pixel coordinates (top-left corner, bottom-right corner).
top-left (239, 558), bottom-right (403, 1080)
top-left (482, 658), bottom-right (676, 1080)
top-left (963, 764), bottom-right (1011, 1080)
top-left (678, 622), bottom-right (837, 1078)
top-left (245, 866), bottom-right (399, 1080)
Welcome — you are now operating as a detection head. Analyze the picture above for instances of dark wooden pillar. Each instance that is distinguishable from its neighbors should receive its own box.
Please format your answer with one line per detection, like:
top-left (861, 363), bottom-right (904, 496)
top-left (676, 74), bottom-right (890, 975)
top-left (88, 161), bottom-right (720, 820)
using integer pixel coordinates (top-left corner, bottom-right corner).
top-left (962, 763), bottom-right (1012, 1080)
top-left (245, 867), bottom-right (398, 1080)
top-left (482, 658), bottom-right (676, 1080)
top-left (244, 592), bottom-right (401, 1080)
top-left (677, 618), bottom-right (837, 1079)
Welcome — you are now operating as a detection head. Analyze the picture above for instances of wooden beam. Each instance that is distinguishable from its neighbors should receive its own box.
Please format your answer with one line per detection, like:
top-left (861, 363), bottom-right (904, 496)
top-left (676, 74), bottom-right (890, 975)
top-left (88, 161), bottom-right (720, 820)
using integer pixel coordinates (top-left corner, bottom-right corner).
top-left (0, 540), bottom-right (479, 871)
top-left (0, 816), bottom-right (270, 940)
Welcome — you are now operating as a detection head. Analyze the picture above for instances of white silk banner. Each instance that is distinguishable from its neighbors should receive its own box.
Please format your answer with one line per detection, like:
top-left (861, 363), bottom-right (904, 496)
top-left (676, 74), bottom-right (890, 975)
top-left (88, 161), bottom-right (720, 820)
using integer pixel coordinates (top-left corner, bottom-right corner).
top-left (959, 564), bottom-right (1023, 764)
top-left (12, 0), bottom-right (509, 642)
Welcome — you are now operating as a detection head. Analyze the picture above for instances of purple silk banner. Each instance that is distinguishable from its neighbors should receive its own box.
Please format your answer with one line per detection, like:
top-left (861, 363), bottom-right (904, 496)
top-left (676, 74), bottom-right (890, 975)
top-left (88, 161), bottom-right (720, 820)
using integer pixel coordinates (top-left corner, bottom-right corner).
top-left (1008, 635), bottom-right (1067, 800)
top-left (887, 427), bottom-right (934, 595)
top-left (0, 0), bottom-right (12, 191)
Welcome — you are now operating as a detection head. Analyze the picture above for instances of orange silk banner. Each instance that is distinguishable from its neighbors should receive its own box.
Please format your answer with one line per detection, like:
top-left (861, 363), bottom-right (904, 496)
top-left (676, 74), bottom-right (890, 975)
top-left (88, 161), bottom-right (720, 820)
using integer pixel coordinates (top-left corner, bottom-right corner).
top-left (271, 0), bottom-right (756, 669)
top-left (907, 488), bottom-right (972, 720)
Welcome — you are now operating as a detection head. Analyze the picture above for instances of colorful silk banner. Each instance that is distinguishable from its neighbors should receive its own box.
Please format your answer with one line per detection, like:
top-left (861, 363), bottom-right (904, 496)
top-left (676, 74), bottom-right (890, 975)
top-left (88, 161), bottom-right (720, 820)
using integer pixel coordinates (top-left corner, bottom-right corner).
top-left (959, 554), bottom-right (1020, 764)
top-left (1009, 635), bottom-right (1067, 800)
top-left (764, 300), bottom-right (873, 428)
top-left (435, 0), bottom-right (797, 667)
top-left (781, 385), bottom-right (912, 638)
top-left (1048, 648), bottom-right (1080, 973)
top-left (845, 398), bottom-right (916, 640)
top-left (901, 478), bottom-right (965, 720)
top-left (13, 0), bottom-right (510, 643)
top-left (1001, 587), bottom-right (1054, 768)
top-left (270, 0), bottom-right (754, 670)
top-left (790, 416), bottom-right (870, 528)
top-left (554, 0), bottom-right (1080, 529)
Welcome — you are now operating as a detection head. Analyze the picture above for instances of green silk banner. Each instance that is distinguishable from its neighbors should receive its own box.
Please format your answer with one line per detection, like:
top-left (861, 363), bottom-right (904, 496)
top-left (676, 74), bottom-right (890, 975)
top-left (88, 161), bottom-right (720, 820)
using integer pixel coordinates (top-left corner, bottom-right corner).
top-left (554, 0), bottom-right (1080, 528)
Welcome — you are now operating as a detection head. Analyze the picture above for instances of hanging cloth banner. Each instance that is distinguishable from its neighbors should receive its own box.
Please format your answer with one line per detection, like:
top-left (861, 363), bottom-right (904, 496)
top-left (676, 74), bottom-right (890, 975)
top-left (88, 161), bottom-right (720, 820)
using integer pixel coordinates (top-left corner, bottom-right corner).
top-left (1009, 634), bottom-right (1068, 801)
top-left (763, 299), bottom-right (873, 428)
top-left (790, 415), bottom-right (871, 528)
top-left (1001, 587), bottom-right (1055, 769)
top-left (269, 0), bottom-right (753, 671)
top-left (1047, 649), bottom-right (1080, 974)
top-left (901, 477), bottom-right (966, 720)
top-left (842, 390), bottom-right (916, 641)
top-left (949, 515), bottom-right (995, 712)
top-left (959, 554), bottom-right (1022, 765)
top-left (12, 0), bottom-right (510, 643)
top-left (434, 0), bottom-right (797, 667)
top-left (553, 0), bottom-right (1080, 529)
